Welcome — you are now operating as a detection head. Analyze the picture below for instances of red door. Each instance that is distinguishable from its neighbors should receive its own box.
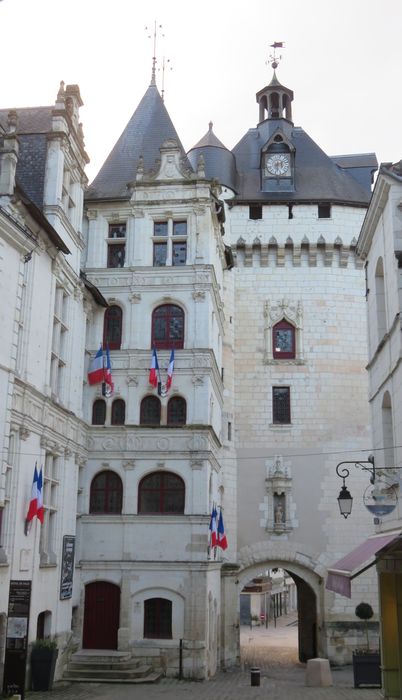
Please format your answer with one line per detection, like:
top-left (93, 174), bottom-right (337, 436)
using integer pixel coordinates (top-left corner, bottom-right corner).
top-left (83, 581), bottom-right (120, 649)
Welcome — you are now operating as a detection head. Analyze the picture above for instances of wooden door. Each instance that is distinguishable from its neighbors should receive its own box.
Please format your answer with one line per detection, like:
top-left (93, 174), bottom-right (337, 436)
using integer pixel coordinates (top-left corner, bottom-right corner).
top-left (83, 581), bottom-right (120, 649)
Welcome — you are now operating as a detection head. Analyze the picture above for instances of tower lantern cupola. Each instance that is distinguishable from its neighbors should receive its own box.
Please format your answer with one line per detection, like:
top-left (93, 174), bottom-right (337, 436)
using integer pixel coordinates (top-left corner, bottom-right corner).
top-left (256, 72), bottom-right (294, 123)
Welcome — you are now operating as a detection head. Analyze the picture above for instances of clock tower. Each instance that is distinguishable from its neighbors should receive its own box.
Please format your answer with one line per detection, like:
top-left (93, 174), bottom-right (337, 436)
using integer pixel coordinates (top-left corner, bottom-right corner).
top-left (256, 71), bottom-right (295, 192)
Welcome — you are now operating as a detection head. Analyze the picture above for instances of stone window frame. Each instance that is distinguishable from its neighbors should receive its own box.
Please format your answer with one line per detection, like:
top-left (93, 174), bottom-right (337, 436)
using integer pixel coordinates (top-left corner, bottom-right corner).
top-left (152, 218), bottom-right (187, 267)
top-left (263, 299), bottom-right (304, 364)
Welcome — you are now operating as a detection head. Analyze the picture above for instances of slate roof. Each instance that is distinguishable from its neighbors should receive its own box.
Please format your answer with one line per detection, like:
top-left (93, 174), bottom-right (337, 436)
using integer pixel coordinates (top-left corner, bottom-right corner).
top-left (232, 122), bottom-right (373, 205)
top-left (87, 84), bottom-right (192, 200)
top-left (0, 106), bottom-right (53, 208)
top-left (191, 122), bottom-right (228, 150)
top-left (187, 123), bottom-right (237, 191)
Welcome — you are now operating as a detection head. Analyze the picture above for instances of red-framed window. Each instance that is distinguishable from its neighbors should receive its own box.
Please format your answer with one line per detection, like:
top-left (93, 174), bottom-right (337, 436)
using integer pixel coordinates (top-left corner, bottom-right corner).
top-left (92, 399), bottom-right (106, 425)
top-left (138, 471), bottom-right (185, 514)
top-left (272, 386), bottom-right (291, 424)
top-left (144, 598), bottom-right (172, 639)
top-left (272, 319), bottom-right (295, 359)
top-left (167, 397), bottom-right (186, 426)
top-left (111, 399), bottom-right (125, 426)
top-left (151, 304), bottom-right (184, 350)
top-left (140, 396), bottom-right (161, 425)
top-left (103, 305), bottom-right (122, 350)
top-left (90, 470), bottom-right (123, 514)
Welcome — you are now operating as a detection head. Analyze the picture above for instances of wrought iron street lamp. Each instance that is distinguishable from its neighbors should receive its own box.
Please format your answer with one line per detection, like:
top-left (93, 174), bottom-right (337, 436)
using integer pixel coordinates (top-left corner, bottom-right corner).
top-left (335, 456), bottom-right (375, 519)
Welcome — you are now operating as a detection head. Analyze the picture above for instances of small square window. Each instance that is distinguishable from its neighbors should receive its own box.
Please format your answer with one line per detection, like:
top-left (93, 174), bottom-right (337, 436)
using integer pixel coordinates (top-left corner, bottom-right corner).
top-left (154, 221), bottom-right (168, 236)
top-left (153, 242), bottom-right (167, 266)
top-left (173, 221), bottom-right (187, 236)
top-left (272, 386), bottom-right (291, 424)
top-left (249, 205), bottom-right (262, 220)
top-left (109, 224), bottom-right (126, 238)
top-left (318, 204), bottom-right (331, 219)
top-left (172, 241), bottom-right (187, 266)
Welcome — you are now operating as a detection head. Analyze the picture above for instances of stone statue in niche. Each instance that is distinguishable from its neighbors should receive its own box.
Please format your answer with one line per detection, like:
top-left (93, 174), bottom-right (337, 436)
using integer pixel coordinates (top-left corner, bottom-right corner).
top-left (274, 494), bottom-right (285, 525)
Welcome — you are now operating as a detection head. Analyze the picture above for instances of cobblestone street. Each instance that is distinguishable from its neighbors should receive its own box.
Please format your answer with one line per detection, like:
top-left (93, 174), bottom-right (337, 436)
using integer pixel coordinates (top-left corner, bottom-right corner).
top-left (26, 615), bottom-right (382, 700)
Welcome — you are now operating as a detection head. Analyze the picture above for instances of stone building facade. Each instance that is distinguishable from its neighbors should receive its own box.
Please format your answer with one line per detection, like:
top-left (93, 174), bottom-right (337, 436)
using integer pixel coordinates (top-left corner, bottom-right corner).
top-left (0, 67), bottom-right (384, 686)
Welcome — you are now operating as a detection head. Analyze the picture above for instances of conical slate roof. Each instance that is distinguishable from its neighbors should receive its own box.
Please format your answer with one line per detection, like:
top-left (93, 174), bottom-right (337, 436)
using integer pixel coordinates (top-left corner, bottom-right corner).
top-left (187, 122), bottom-right (237, 191)
top-left (87, 83), bottom-right (192, 200)
top-left (190, 122), bottom-right (228, 150)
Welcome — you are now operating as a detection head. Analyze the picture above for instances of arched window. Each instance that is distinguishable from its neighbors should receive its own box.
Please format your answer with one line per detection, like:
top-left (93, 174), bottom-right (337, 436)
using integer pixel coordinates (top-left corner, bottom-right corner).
top-left (152, 304), bottom-right (184, 350)
top-left (272, 319), bottom-right (295, 359)
top-left (138, 471), bottom-right (185, 514)
top-left (140, 396), bottom-right (161, 425)
top-left (103, 305), bottom-right (122, 350)
top-left (167, 396), bottom-right (186, 425)
top-left (92, 399), bottom-right (106, 425)
top-left (144, 598), bottom-right (172, 639)
top-left (90, 470), bottom-right (123, 514)
top-left (111, 399), bottom-right (125, 426)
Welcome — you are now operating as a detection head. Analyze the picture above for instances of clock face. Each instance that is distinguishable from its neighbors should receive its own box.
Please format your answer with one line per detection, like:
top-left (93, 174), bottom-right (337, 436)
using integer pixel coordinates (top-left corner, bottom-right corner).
top-left (266, 154), bottom-right (290, 176)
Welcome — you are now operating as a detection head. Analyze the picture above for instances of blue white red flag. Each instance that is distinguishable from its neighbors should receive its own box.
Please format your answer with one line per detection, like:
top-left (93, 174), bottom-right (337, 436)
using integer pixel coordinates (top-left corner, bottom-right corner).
top-left (88, 346), bottom-right (104, 385)
top-left (209, 505), bottom-right (218, 548)
top-left (103, 345), bottom-right (114, 397)
top-left (217, 509), bottom-right (228, 550)
top-left (37, 466), bottom-right (44, 524)
top-left (149, 347), bottom-right (159, 388)
top-left (25, 463), bottom-right (44, 534)
top-left (166, 350), bottom-right (175, 392)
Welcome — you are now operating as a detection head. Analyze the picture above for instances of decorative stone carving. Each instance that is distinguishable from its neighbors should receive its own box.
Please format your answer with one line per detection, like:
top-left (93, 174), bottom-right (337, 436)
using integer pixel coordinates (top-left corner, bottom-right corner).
top-left (192, 376), bottom-right (204, 386)
top-left (128, 293), bottom-right (141, 303)
top-left (19, 427), bottom-right (30, 441)
top-left (263, 298), bottom-right (304, 364)
top-left (192, 291), bottom-right (206, 302)
top-left (190, 460), bottom-right (203, 470)
top-left (126, 375), bottom-right (139, 386)
top-left (264, 455), bottom-right (297, 535)
top-left (156, 438), bottom-right (169, 451)
top-left (123, 460), bottom-right (136, 470)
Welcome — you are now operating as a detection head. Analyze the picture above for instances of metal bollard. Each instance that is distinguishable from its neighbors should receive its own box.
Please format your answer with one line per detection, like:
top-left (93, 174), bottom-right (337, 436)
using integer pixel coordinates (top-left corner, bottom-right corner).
top-left (250, 666), bottom-right (260, 686)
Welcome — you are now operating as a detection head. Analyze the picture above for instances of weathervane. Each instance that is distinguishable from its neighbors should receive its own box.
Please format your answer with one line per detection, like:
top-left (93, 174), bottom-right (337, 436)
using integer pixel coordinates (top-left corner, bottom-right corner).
top-left (145, 21), bottom-right (165, 85)
top-left (159, 56), bottom-right (173, 103)
top-left (267, 41), bottom-right (285, 70)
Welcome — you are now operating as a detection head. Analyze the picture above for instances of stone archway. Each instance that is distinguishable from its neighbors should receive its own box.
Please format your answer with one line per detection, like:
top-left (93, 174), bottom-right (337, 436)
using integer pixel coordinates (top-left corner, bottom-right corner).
top-left (221, 541), bottom-right (327, 668)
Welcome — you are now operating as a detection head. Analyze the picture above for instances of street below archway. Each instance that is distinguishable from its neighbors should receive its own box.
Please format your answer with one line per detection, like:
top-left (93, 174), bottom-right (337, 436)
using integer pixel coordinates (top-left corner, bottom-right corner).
top-left (240, 611), bottom-right (299, 670)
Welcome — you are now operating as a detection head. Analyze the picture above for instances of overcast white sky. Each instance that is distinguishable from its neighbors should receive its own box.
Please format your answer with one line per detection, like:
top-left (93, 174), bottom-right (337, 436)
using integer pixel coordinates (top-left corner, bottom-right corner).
top-left (1, 0), bottom-right (401, 182)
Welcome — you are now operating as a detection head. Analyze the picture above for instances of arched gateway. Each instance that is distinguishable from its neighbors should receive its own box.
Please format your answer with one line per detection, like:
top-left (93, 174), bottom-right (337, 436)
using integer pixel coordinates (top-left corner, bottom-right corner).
top-left (234, 541), bottom-right (327, 662)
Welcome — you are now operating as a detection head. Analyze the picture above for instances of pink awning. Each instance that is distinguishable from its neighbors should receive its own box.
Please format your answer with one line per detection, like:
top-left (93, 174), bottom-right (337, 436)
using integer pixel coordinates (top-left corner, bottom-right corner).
top-left (326, 531), bottom-right (402, 598)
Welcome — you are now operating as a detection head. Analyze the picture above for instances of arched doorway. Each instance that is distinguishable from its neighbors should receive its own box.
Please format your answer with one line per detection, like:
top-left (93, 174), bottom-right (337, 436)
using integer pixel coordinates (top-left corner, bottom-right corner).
top-left (83, 582), bottom-right (120, 649)
top-left (238, 559), bottom-right (320, 667)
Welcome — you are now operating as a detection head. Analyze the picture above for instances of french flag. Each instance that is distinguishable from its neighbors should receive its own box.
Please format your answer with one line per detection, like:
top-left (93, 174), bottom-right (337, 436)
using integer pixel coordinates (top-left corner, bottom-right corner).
top-left (25, 464), bottom-right (44, 534)
top-left (103, 345), bottom-right (114, 397)
top-left (217, 509), bottom-right (228, 550)
top-left (149, 347), bottom-right (159, 388)
top-left (166, 350), bottom-right (175, 392)
top-left (209, 505), bottom-right (218, 548)
top-left (88, 346), bottom-right (104, 385)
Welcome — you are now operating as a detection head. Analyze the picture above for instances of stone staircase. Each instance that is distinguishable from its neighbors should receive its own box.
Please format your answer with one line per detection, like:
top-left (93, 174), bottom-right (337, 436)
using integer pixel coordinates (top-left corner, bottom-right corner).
top-left (63, 650), bottom-right (162, 684)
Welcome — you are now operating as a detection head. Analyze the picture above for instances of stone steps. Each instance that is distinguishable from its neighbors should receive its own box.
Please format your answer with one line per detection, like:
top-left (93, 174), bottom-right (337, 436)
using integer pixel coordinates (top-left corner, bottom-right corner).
top-left (63, 651), bottom-right (162, 684)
